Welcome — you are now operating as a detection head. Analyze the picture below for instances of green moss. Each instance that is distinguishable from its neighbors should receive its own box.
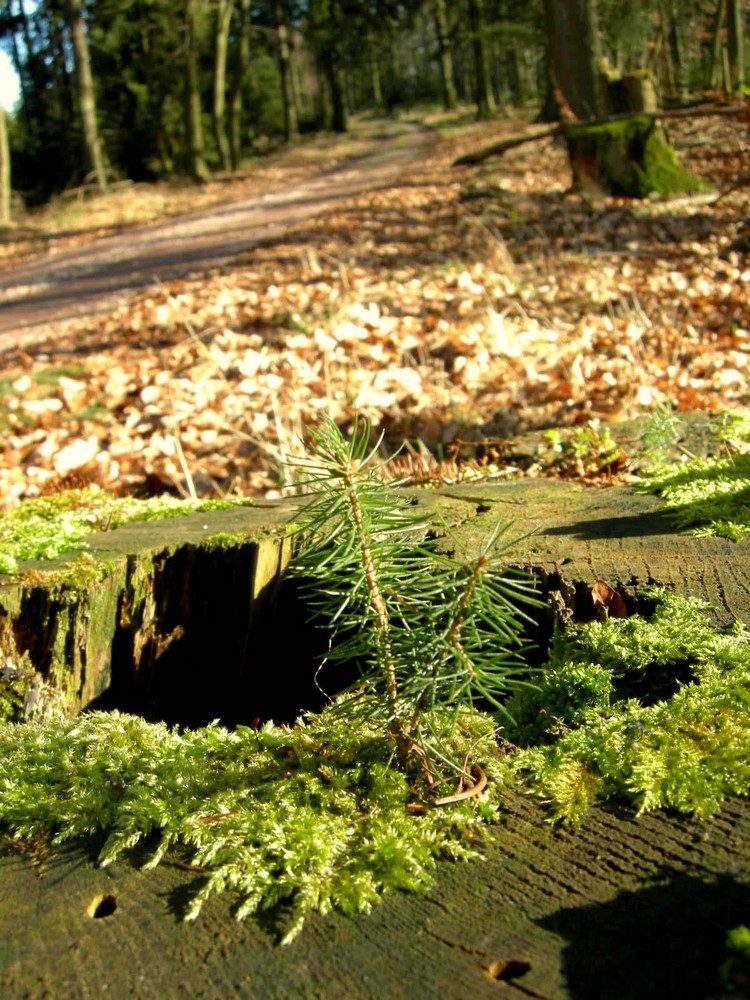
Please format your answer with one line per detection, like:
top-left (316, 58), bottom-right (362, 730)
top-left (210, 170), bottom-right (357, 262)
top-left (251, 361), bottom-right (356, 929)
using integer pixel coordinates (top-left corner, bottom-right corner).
top-left (0, 656), bottom-right (68, 724)
top-left (3, 580), bottom-right (749, 933)
top-left (638, 408), bottom-right (750, 538)
top-left (202, 532), bottom-right (247, 551)
top-left (713, 410), bottom-right (750, 446)
top-left (0, 660), bottom-right (28, 721)
top-left (639, 453), bottom-right (750, 540)
top-left (0, 487), bottom-right (258, 575)
top-left (720, 925), bottom-right (750, 994)
top-left (641, 126), bottom-right (703, 196)
top-left (542, 421), bottom-right (624, 476)
top-left (0, 705), bottom-right (503, 942)
top-left (505, 589), bottom-right (750, 825)
top-left (17, 552), bottom-right (113, 589)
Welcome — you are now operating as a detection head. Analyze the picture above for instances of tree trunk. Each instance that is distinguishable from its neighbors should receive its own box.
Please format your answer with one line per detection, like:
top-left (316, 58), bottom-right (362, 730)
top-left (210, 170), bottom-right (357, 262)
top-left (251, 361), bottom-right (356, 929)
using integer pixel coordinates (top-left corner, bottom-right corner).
top-left (565, 116), bottom-right (701, 198)
top-left (213, 0), bottom-right (235, 171)
top-left (0, 108), bottom-right (10, 226)
top-left (662, 0), bottom-right (688, 102)
top-left (727, 0), bottom-right (746, 91)
top-left (17, 0), bottom-right (47, 132)
top-left (327, 59), bottom-right (347, 133)
top-left (67, 0), bottom-right (107, 191)
top-left (184, 0), bottom-right (210, 183)
top-left (367, 28), bottom-right (383, 109)
top-left (313, 52), bottom-right (332, 127)
top-left (708, 0), bottom-right (725, 89)
top-left (50, 11), bottom-right (75, 145)
top-left (229, 0), bottom-right (251, 170)
top-left (543, 0), bottom-right (603, 121)
top-left (9, 1), bottom-right (29, 115)
top-left (140, 19), bottom-right (173, 176)
top-left (273, 0), bottom-right (298, 143)
top-left (323, 2), bottom-right (347, 133)
top-left (433, 0), bottom-right (457, 110)
top-left (467, 0), bottom-right (494, 119)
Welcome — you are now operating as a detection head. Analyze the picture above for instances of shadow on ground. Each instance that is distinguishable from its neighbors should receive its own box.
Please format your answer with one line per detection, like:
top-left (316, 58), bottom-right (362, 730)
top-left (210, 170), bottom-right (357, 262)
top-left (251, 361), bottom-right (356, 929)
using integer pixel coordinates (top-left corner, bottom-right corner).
top-left (540, 868), bottom-right (750, 999)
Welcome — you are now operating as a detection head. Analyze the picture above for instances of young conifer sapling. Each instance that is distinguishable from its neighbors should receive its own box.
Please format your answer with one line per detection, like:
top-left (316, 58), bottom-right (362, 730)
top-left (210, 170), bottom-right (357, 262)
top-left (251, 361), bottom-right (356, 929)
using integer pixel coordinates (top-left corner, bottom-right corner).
top-left (289, 415), bottom-right (540, 791)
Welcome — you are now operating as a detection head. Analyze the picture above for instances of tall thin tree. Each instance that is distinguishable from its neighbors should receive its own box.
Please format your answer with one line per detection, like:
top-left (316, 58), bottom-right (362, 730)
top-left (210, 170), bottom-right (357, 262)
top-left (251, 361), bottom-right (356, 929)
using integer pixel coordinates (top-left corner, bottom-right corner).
top-left (727, 0), bottom-right (745, 90)
top-left (0, 107), bottom-right (10, 225)
top-left (214, 0), bottom-right (236, 170)
top-left (67, 0), bottom-right (107, 191)
top-left (184, 0), bottom-right (210, 182)
top-left (467, 0), bottom-right (494, 119)
top-left (434, 0), bottom-right (457, 110)
top-left (229, 0), bottom-right (251, 170)
top-left (273, 0), bottom-right (298, 142)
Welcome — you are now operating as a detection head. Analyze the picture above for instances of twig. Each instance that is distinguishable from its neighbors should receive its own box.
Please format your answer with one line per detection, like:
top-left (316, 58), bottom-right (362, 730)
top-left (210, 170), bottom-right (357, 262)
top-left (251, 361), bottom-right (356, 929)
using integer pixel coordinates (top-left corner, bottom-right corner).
top-left (432, 764), bottom-right (487, 807)
top-left (197, 811), bottom-right (241, 823)
top-left (709, 174), bottom-right (750, 206)
top-left (171, 432), bottom-right (198, 500)
top-left (169, 859), bottom-right (208, 873)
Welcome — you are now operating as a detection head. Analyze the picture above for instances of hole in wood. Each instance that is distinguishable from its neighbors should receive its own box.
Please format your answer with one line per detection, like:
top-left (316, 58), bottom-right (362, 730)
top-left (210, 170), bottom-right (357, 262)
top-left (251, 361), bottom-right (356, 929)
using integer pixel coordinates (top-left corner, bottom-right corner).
top-left (89, 558), bottom-right (338, 729)
top-left (84, 554), bottom-right (578, 731)
top-left (485, 958), bottom-right (531, 982)
top-left (88, 893), bottom-right (117, 919)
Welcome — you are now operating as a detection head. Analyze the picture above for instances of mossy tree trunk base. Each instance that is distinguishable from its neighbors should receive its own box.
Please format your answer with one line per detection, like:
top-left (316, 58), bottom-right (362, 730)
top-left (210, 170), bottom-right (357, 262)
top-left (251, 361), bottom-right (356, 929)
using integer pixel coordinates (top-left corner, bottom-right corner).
top-left (3, 477), bottom-right (750, 723)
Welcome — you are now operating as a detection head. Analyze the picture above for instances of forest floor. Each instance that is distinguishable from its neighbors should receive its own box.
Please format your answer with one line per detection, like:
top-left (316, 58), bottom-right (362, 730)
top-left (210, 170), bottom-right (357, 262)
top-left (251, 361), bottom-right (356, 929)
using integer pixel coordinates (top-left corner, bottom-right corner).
top-left (0, 104), bottom-right (748, 507)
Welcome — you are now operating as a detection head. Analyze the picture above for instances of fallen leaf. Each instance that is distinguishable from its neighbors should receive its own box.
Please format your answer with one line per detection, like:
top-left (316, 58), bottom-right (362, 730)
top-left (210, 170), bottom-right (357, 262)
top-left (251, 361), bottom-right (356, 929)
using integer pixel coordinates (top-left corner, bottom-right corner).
top-left (591, 581), bottom-right (627, 619)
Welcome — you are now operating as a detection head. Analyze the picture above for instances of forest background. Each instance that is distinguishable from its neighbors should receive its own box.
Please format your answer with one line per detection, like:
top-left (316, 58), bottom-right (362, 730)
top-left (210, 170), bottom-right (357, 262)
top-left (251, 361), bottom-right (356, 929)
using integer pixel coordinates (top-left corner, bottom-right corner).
top-left (0, 0), bottom-right (747, 505)
top-left (0, 1), bottom-right (747, 202)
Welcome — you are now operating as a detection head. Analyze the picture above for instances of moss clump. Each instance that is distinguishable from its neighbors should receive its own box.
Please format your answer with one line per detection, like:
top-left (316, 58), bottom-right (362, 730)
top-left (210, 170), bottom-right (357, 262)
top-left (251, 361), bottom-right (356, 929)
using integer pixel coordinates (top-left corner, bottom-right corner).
top-left (0, 705), bottom-right (503, 942)
top-left (505, 589), bottom-right (750, 825)
top-left (715, 410), bottom-right (750, 446)
top-left (565, 116), bottom-right (703, 198)
top-left (202, 532), bottom-right (247, 551)
top-left (0, 659), bottom-right (31, 721)
top-left (640, 453), bottom-right (750, 540)
top-left (719, 925), bottom-right (750, 994)
top-left (0, 487), bottom-right (257, 575)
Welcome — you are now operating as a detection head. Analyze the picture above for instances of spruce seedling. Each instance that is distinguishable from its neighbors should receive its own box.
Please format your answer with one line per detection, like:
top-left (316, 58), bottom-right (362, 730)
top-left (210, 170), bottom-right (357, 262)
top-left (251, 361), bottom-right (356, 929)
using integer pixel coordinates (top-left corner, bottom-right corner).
top-left (290, 415), bottom-right (539, 785)
top-left (641, 402), bottom-right (684, 451)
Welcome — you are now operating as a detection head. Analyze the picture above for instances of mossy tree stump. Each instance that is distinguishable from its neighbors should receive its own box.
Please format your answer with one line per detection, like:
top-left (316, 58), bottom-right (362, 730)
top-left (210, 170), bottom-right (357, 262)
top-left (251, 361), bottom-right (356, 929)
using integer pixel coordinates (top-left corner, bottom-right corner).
top-left (565, 116), bottom-right (703, 198)
top-left (2, 477), bottom-right (750, 997)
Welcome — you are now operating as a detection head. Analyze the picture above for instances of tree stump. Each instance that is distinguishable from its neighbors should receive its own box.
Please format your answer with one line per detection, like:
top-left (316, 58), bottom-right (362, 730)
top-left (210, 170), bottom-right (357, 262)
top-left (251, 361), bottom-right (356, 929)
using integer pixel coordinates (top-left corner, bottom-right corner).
top-left (2, 476), bottom-right (750, 996)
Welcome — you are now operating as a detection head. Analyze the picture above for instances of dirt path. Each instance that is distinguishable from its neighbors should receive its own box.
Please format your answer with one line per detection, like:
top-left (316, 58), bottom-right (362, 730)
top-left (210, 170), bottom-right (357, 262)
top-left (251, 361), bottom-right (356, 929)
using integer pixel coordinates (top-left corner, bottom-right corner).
top-left (0, 123), bottom-right (429, 347)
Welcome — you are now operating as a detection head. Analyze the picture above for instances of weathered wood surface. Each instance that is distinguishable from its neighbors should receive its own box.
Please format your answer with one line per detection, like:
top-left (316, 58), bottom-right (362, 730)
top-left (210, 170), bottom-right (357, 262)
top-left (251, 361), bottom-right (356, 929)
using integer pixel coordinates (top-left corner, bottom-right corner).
top-left (2, 789), bottom-right (748, 999)
top-left (421, 479), bottom-right (750, 626)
